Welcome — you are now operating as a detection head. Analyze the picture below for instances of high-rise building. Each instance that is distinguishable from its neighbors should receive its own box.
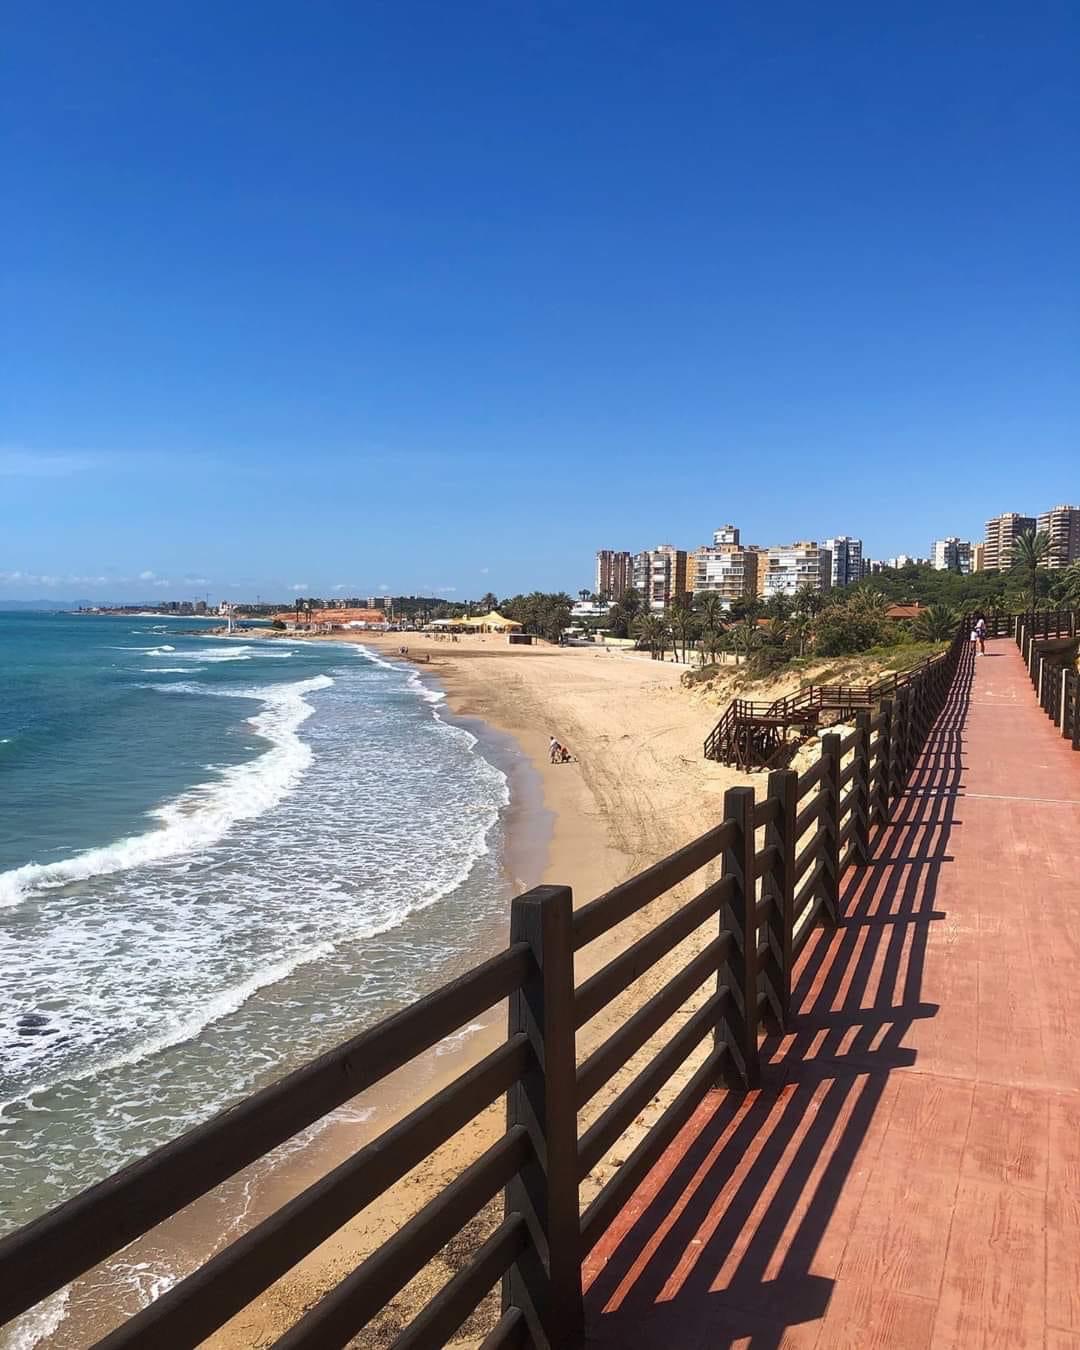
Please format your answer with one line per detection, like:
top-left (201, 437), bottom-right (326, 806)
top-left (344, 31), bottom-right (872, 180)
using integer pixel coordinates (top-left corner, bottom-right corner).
top-left (632, 545), bottom-right (688, 612)
top-left (931, 537), bottom-right (973, 573)
top-left (713, 524), bottom-right (740, 547)
top-left (691, 542), bottom-right (760, 607)
top-left (824, 536), bottom-right (864, 589)
top-left (761, 542), bottom-right (832, 598)
top-left (983, 512), bottom-right (1036, 572)
top-left (1037, 505), bottom-right (1080, 569)
top-left (972, 543), bottom-right (986, 572)
top-left (594, 549), bottom-right (632, 601)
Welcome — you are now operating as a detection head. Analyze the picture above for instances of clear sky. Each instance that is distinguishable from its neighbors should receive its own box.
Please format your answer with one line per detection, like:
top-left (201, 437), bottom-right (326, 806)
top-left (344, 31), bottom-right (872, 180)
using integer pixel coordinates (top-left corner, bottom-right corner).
top-left (3, 0), bottom-right (1078, 602)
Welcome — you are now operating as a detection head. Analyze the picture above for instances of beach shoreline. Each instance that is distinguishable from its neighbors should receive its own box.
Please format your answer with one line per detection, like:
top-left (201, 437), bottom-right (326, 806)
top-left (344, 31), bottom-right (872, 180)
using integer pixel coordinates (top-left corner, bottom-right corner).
top-left (204, 634), bottom-right (754, 1348)
top-left (27, 633), bottom-right (755, 1349)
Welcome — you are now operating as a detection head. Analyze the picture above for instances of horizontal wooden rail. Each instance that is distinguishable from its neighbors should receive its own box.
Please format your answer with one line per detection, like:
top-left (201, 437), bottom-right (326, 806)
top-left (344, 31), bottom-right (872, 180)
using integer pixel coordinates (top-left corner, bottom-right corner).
top-left (572, 820), bottom-right (735, 951)
top-left (580, 1048), bottom-right (726, 1253)
top-left (794, 790), bottom-right (826, 837)
top-left (95, 1036), bottom-right (532, 1349)
top-left (797, 755), bottom-right (829, 798)
top-left (577, 989), bottom-right (727, 1176)
top-left (394, 1216), bottom-right (529, 1350)
top-left (273, 1128), bottom-right (530, 1349)
top-left (0, 943), bottom-right (532, 1328)
top-left (753, 797), bottom-right (782, 828)
top-left (576, 935), bottom-right (730, 1108)
top-left (574, 877), bottom-right (732, 1028)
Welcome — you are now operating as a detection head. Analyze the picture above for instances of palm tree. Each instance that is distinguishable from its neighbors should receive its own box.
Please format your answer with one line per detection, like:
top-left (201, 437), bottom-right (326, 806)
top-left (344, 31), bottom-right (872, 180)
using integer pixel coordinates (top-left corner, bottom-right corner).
top-left (700, 626), bottom-right (723, 664)
top-left (633, 611), bottom-right (670, 659)
top-left (793, 583), bottom-right (824, 619)
top-left (1011, 529), bottom-right (1050, 610)
top-left (911, 603), bottom-right (959, 643)
top-left (789, 613), bottom-right (813, 657)
top-left (669, 602), bottom-right (698, 663)
top-left (732, 615), bottom-right (761, 666)
top-left (695, 592), bottom-right (725, 634)
top-left (1052, 561), bottom-right (1080, 606)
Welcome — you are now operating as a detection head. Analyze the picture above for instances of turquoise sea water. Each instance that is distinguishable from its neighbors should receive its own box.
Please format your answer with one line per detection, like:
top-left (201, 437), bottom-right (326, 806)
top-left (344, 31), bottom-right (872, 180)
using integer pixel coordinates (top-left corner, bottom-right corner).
top-left (0, 612), bottom-right (514, 1335)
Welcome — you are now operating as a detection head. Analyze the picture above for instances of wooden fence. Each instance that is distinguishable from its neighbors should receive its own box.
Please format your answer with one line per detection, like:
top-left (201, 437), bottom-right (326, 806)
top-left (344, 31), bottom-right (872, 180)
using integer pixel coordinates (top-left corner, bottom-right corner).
top-left (1015, 610), bottom-right (1080, 750)
top-left (0, 627), bottom-right (973, 1349)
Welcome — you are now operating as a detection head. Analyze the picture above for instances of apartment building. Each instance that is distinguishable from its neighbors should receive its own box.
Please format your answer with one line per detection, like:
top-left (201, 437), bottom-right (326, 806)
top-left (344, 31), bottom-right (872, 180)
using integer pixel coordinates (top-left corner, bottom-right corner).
top-left (632, 545), bottom-right (688, 612)
top-left (761, 542), bottom-right (832, 598)
top-left (931, 537), bottom-right (973, 573)
top-left (983, 512), bottom-right (1036, 572)
top-left (594, 549), bottom-right (632, 601)
top-left (972, 543), bottom-right (986, 572)
top-left (824, 536), bottom-right (864, 589)
top-left (691, 543), bottom-right (760, 607)
top-left (1037, 505), bottom-right (1080, 569)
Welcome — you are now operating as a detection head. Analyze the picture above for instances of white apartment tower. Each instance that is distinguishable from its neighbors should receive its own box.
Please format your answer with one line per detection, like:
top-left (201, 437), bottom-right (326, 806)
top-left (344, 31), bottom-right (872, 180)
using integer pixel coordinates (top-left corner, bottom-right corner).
top-left (762, 542), bottom-right (833, 598)
top-left (931, 537), bottom-right (973, 573)
top-left (824, 536), bottom-right (864, 589)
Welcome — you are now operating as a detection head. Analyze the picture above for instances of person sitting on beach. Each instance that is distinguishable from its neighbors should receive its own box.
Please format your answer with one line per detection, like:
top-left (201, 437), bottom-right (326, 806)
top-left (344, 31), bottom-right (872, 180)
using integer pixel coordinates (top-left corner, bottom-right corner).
top-left (560, 744), bottom-right (574, 763)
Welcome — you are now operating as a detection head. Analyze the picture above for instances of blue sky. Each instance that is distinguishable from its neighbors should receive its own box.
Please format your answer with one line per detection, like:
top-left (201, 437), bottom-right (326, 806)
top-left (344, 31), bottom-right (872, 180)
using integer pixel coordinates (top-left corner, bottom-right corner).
top-left (3, 0), bottom-right (1077, 601)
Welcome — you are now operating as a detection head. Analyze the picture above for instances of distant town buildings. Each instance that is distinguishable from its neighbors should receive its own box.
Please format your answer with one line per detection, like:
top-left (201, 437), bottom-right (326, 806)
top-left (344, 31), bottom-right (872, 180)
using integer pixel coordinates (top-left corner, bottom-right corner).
top-left (983, 512), bottom-right (1037, 572)
top-left (591, 494), bottom-right (1076, 613)
top-left (824, 536), bottom-right (864, 588)
top-left (761, 542), bottom-right (832, 598)
top-left (633, 545), bottom-right (688, 612)
top-left (931, 537), bottom-right (973, 574)
top-left (1037, 505), bottom-right (1080, 570)
top-left (594, 549), bottom-right (632, 601)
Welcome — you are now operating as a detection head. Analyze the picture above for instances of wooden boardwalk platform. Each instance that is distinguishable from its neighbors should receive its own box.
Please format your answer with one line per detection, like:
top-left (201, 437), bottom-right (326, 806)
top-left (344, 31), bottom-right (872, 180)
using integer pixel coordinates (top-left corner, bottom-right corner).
top-left (584, 638), bottom-right (1080, 1349)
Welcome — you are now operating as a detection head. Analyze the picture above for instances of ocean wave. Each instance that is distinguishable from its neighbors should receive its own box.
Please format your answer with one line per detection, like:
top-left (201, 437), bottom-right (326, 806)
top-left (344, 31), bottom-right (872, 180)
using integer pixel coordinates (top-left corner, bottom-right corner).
top-left (138, 667), bottom-right (202, 673)
top-left (0, 675), bottom-right (333, 909)
top-left (0, 1287), bottom-right (70, 1350)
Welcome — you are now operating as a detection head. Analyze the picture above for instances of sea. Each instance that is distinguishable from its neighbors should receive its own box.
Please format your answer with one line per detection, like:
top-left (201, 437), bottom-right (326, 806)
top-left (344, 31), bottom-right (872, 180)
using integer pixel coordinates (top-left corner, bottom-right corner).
top-left (0, 612), bottom-right (525, 1346)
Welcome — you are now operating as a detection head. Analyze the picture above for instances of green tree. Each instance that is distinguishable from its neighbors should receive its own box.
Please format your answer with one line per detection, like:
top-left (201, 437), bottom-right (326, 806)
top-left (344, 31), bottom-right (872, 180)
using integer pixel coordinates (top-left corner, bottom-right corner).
top-left (670, 602), bottom-right (699, 663)
top-left (695, 592), bottom-right (725, 634)
top-left (1011, 529), bottom-right (1051, 610)
top-left (911, 604), bottom-right (959, 642)
top-left (633, 611), bottom-right (670, 658)
top-left (732, 615), bottom-right (761, 666)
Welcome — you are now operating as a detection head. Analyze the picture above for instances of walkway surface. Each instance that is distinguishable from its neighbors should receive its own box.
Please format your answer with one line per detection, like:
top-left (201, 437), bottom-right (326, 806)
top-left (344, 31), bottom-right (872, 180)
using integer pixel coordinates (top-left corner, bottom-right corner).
top-left (583, 638), bottom-right (1080, 1349)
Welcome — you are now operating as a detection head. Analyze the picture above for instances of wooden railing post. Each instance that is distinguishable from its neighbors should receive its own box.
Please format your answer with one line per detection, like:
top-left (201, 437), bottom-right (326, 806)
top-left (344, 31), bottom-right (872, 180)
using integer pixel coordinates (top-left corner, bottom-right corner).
top-left (853, 710), bottom-right (872, 864)
top-left (889, 689), bottom-right (909, 802)
top-left (719, 787), bottom-right (760, 1087)
top-left (504, 885), bottom-right (583, 1348)
top-left (762, 770), bottom-right (797, 1028)
top-left (821, 733), bottom-right (842, 924)
top-left (876, 697), bottom-right (893, 826)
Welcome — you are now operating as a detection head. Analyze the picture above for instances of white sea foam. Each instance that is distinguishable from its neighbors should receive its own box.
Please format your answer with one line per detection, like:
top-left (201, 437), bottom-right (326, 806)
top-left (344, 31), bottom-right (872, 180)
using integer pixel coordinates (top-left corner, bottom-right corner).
top-left (0, 675), bottom-right (332, 908)
top-left (0, 1287), bottom-right (70, 1350)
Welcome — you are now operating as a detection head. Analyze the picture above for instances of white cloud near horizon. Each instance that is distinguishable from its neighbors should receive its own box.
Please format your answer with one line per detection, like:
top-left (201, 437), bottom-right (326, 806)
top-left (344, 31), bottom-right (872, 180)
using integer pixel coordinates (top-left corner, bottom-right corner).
top-left (0, 449), bottom-right (99, 478)
top-left (289, 583), bottom-right (309, 591)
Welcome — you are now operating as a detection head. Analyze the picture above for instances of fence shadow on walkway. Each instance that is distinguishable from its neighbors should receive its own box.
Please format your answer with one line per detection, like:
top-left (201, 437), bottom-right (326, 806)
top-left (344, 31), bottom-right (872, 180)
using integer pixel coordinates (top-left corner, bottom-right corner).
top-left (584, 658), bottom-right (975, 1349)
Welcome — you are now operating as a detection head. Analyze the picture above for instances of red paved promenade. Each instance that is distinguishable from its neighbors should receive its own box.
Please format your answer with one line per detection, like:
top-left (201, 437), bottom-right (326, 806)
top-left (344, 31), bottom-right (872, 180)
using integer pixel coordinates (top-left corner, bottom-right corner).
top-left (584, 638), bottom-right (1080, 1348)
